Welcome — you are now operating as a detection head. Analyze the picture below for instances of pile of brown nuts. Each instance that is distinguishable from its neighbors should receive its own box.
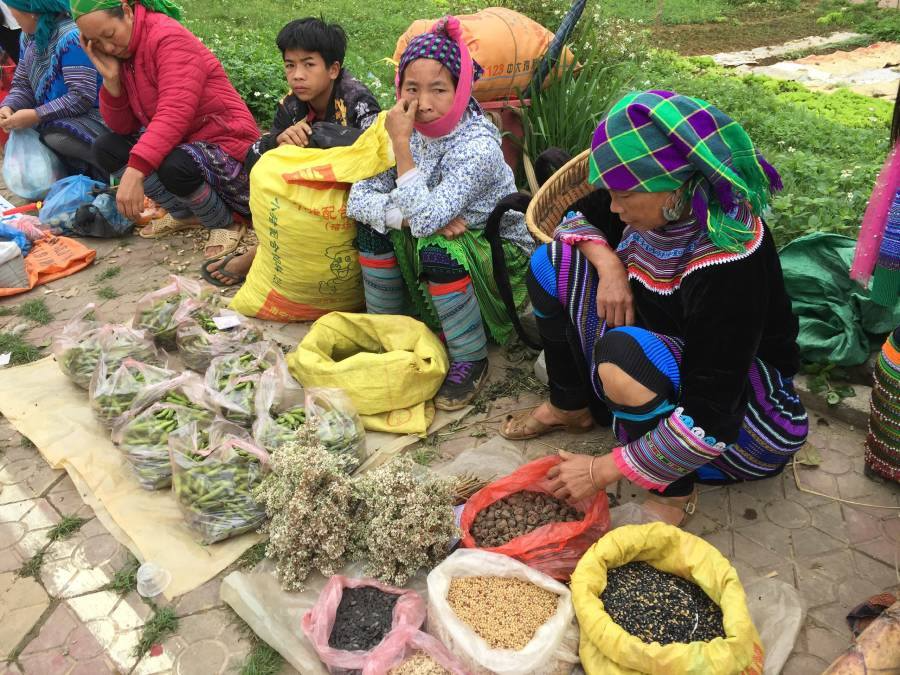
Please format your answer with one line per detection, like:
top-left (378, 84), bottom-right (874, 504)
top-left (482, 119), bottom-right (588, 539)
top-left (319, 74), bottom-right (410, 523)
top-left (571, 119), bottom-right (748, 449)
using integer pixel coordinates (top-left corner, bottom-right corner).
top-left (471, 491), bottom-right (580, 548)
top-left (388, 651), bottom-right (450, 675)
top-left (447, 575), bottom-right (558, 650)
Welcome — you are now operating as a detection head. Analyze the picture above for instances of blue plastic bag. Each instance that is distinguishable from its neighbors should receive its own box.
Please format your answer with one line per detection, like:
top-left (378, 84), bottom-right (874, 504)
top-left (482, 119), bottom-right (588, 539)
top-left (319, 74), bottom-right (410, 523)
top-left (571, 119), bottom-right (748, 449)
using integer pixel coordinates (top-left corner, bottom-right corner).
top-left (2, 129), bottom-right (66, 200)
top-left (40, 176), bottom-right (132, 237)
top-left (0, 222), bottom-right (30, 255)
top-left (40, 175), bottom-right (105, 232)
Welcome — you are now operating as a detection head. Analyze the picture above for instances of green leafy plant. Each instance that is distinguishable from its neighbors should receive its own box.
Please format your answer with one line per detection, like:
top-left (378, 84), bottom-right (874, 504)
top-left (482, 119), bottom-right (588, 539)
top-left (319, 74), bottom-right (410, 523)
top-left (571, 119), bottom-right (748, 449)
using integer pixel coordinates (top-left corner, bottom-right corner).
top-left (134, 606), bottom-right (179, 658)
top-left (803, 362), bottom-right (856, 405)
top-left (240, 642), bottom-right (284, 675)
top-left (105, 555), bottom-right (140, 595)
top-left (817, 0), bottom-right (900, 42)
top-left (236, 541), bottom-right (267, 570)
top-left (98, 286), bottom-right (120, 300)
top-left (97, 265), bottom-right (122, 281)
top-left (0, 333), bottom-right (43, 365)
top-left (18, 299), bottom-right (53, 325)
top-left (48, 516), bottom-right (89, 541)
top-left (17, 550), bottom-right (44, 579)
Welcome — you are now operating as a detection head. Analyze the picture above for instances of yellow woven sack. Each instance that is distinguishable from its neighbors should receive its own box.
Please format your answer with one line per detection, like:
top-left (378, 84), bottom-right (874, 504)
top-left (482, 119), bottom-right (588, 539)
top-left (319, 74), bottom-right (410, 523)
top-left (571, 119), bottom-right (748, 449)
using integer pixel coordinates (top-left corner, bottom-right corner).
top-left (287, 312), bottom-right (449, 435)
top-left (231, 114), bottom-right (395, 322)
top-left (571, 523), bottom-right (764, 675)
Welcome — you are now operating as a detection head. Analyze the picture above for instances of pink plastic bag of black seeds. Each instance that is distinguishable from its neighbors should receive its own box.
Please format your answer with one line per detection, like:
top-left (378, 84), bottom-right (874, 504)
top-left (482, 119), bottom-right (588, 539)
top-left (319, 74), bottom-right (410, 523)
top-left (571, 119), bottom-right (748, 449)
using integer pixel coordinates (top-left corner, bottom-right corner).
top-left (363, 626), bottom-right (469, 675)
top-left (301, 576), bottom-right (427, 674)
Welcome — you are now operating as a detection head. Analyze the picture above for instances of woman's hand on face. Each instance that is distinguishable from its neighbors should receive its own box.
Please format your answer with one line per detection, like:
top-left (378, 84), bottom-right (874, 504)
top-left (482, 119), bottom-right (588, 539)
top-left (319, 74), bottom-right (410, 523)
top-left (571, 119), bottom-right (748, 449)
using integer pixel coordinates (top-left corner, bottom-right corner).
top-left (385, 98), bottom-right (417, 144)
top-left (81, 35), bottom-right (121, 83)
top-left (0, 109), bottom-right (39, 130)
top-left (436, 217), bottom-right (467, 240)
top-left (116, 167), bottom-right (145, 220)
top-left (546, 450), bottom-right (621, 503)
top-left (596, 259), bottom-right (634, 328)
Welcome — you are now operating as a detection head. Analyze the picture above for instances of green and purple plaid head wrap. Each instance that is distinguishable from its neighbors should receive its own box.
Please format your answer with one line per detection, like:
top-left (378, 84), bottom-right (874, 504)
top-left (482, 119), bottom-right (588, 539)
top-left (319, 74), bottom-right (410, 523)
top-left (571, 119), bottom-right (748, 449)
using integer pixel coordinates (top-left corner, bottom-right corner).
top-left (590, 90), bottom-right (782, 252)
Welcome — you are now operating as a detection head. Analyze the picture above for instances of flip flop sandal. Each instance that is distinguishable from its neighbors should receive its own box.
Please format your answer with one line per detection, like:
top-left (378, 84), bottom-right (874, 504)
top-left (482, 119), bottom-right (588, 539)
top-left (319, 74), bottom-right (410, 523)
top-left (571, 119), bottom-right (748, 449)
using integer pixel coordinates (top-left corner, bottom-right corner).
top-left (138, 214), bottom-right (202, 238)
top-left (201, 252), bottom-right (247, 288)
top-left (499, 406), bottom-right (594, 441)
top-left (642, 488), bottom-right (698, 528)
top-left (204, 225), bottom-right (246, 260)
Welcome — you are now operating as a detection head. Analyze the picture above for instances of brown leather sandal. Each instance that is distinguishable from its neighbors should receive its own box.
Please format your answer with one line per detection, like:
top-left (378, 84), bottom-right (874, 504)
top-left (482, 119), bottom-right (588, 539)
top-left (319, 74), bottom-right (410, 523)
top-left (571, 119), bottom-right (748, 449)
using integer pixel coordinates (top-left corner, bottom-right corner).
top-left (642, 488), bottom-right (698, 527)
top-left (499, 405), bottom-right (594, 441)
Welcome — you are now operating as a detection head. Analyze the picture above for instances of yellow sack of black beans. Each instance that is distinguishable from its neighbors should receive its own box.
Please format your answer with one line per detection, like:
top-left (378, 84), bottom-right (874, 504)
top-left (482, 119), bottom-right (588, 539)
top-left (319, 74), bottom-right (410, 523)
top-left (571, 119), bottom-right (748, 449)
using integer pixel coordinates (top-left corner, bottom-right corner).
top-left (571, 523), bottom-right (763, 675)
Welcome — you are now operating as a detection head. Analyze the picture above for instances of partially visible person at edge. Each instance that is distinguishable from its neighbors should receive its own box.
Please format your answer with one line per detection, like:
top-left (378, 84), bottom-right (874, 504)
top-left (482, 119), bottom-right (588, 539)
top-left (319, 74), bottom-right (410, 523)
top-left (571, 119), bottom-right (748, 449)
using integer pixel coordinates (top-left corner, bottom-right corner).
top-left (71, 0), bottom-right (258, 261)
top-left (0, 2), bottom-right (22, 62)
top-left (347, 16), bottom-right (534, 411)
top-left (503, 90), bottom-right (809, 526)
top-left (0, 0), bottom-right (106, 179)
top-left (853, 84), bottom-right (899, 483)
top-left (203, 16), bottom-right (380, 288)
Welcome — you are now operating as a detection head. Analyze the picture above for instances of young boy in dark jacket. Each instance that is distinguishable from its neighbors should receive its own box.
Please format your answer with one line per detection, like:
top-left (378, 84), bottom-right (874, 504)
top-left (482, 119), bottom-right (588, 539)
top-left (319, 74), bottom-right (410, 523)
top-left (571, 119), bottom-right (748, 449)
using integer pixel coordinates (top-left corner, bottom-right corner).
top-left (204, 17), bottom-right (381, 286)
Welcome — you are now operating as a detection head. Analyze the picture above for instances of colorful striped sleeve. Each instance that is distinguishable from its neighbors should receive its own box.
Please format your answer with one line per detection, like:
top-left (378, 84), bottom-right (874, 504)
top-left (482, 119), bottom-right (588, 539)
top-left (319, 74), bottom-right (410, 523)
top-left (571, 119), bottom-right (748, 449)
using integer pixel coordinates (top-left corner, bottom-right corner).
top-left (612, 406), bottom-right (728, 490)
top-left (1, 43), bottom-right (36, 111)
top-left (553, 210), bottom-right (610, 248)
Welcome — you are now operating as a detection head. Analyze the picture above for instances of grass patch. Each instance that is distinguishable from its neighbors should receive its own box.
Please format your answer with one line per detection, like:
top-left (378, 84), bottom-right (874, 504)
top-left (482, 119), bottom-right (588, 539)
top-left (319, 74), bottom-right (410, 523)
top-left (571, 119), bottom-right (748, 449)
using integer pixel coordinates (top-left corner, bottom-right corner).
top-left (0, 332), bottom-right (43, 365)
top-left (817, 0), bottom-right (900, 42)
top-left (18, 299), bottom-right (53, 325)
top-left (105, 555), bottom-right (140, 595)
top-left (0, 306), bottom-right (15, 316)
top-left (97, 286), bottom-right (119, 300)
top-left (411, 444), bottom-right (439, 466)
top-left (472, 365), bottom-right (548, 415)
top-left (240, 642), bottom-right (284, 675)
top-left (236, 542), bottom-right (267, 571)
top-left (134, 606), bottom-right (179, 658)
top-left (21, 436), bottom-right (35, 449)
top-left (17, 550), bottom-right (44, 579)
top-left (97, 265), bottom-right (122, 281)
top-left (47, 516), bottom-right (89, 542)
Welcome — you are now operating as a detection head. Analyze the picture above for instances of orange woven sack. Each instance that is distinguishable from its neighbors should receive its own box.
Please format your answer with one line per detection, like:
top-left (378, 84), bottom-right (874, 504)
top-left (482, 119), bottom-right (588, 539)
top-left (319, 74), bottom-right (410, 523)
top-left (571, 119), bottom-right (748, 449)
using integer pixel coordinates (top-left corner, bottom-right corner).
top-left (460, 455), bottom-right (610, 581)
top-left (393, 8), bottom-right (575, 103)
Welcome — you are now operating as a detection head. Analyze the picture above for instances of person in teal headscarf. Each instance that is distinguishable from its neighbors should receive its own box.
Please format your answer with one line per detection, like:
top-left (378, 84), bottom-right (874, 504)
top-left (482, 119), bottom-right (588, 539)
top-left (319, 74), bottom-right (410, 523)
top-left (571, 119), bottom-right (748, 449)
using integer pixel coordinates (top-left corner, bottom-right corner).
top-left (0, 0), bottom-right (106, 179)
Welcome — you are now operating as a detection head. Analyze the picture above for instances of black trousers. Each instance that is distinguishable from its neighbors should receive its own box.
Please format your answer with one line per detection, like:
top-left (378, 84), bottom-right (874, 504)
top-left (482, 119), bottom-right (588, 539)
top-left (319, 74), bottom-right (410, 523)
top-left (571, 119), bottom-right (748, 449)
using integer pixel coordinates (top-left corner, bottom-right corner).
top-left (93, 132), bottom-right (204, 197)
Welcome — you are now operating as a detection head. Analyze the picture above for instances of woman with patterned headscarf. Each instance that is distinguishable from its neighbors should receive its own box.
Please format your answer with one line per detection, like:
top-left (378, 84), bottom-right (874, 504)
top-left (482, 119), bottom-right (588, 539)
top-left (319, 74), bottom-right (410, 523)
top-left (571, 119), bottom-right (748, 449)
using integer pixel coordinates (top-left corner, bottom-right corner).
top-left (502, 90), bottom-right (809, 525)
top-left (347, 16), bottom-right (534, 411)
top-left (0, 0), bottom-right (105, 178)
top-left (71, 0), bottom-right (258, 260)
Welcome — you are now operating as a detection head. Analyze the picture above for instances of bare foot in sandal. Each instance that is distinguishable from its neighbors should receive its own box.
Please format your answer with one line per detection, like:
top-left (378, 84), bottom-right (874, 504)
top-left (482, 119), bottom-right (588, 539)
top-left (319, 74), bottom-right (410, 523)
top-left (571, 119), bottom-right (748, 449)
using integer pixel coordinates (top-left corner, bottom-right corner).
top-left (204, 224), bottom-right (246, 260)
top-left (204, 246), bottom-right (256, 286)
top-left (642, 489), bottom-right (698, 527)
top-left (500, 401), bottom-right (594, 440)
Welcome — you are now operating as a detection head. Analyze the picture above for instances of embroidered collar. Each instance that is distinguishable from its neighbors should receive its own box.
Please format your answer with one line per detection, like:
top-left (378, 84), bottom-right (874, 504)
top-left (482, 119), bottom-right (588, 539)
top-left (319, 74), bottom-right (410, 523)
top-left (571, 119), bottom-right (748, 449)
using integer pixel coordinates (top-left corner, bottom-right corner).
top-left (616, 205), bottom-right (763, 295)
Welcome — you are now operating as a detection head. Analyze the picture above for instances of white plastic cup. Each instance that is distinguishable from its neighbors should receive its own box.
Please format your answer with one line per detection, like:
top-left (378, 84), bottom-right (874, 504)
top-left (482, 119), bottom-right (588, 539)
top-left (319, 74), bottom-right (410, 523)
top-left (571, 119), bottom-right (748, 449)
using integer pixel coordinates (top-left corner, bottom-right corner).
top-left (136, 562), bottom-right (172, 598)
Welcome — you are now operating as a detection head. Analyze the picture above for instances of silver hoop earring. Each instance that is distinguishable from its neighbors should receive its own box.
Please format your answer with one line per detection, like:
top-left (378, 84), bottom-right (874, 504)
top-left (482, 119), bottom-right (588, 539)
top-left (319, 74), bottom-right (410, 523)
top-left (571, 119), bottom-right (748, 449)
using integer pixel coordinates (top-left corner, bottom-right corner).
top-left (662, 190), bottom-right (685, 222)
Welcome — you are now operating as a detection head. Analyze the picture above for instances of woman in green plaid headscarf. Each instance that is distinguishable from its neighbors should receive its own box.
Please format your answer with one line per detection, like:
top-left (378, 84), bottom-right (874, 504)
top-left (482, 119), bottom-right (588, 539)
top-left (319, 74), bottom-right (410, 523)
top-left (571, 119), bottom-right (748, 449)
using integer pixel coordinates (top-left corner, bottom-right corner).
top-left (504, 91), bottom-right (807, 529)
top-left (69, 0), bottom-right (181, 21)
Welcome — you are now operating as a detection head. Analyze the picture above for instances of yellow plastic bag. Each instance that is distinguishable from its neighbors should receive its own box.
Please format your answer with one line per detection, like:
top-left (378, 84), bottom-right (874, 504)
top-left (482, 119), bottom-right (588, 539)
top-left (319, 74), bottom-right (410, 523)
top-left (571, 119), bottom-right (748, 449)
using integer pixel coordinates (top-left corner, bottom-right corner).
top-left (231, 114), bottom-right (395, 322)
top-left (570, 523), bottom-right (764, 675)
top-left (287, 312), bottom-right (449, 435)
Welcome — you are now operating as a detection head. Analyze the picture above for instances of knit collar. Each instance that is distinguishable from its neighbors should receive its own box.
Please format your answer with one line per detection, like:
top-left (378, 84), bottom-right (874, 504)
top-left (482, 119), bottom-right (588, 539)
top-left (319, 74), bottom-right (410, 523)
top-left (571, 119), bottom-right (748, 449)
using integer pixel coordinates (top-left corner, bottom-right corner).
top-left (617, 204), bottom-right (764, 295)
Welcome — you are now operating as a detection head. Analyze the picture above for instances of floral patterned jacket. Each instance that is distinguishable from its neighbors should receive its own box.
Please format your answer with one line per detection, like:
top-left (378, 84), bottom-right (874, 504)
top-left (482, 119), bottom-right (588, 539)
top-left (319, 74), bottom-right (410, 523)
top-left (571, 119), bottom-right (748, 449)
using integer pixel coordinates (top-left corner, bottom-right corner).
top-left (346, 109), bottom-right (534, 253)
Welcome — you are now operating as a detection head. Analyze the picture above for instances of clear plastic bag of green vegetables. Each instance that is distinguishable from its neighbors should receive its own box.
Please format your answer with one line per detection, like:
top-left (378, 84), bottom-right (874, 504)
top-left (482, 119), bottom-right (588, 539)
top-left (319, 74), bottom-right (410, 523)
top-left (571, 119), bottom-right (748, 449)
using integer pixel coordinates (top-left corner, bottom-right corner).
top-left (53, 307), bottom-right (162, 389)
top-left (252, 369), bottom-right (306, 452)
top-left (133, 275), bottom-right (217, 348)
top-left (205, 342), bottom-right (290, 428)
top-left (305, 387), bottom-right (367, 470)
top-left (112, 376), bottom-right (215, 490)
top-left (174, 299), bottom-right (263, 373)
top-left (169, 421), bottom-right (269, 544)
top-left (89, 358), bottom-right (175, 429)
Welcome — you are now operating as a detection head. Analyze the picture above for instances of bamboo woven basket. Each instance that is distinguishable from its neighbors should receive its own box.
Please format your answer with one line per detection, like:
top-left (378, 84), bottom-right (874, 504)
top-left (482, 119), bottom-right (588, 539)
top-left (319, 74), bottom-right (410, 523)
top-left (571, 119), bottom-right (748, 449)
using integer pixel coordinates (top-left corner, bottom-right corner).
top-left (525, 148), bottom-right (593, 244)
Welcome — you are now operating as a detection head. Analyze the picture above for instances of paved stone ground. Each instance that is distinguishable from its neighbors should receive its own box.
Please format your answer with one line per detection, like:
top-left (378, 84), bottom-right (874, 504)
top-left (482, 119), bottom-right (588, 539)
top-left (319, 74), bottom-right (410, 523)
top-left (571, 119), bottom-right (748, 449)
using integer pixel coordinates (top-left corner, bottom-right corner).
top-left (0, 198), bottom-right (897, 673)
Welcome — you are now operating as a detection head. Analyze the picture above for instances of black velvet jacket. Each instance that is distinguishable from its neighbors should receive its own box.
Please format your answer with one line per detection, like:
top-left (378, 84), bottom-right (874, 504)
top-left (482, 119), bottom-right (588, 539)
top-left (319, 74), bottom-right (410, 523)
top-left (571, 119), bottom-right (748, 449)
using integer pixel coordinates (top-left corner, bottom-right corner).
top-left (571, 189), bottom-right (801, 444)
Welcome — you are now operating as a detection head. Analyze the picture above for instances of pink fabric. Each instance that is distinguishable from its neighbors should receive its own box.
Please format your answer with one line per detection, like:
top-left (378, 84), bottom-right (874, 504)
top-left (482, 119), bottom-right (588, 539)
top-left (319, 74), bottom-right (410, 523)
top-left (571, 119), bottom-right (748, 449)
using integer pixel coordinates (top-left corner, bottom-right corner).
top-left (99, 4), bottom-right (258, 176)
top-left (394, 16), bottom-right (474, 139)
top-left (851, 143), bottom-right (900, 285)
